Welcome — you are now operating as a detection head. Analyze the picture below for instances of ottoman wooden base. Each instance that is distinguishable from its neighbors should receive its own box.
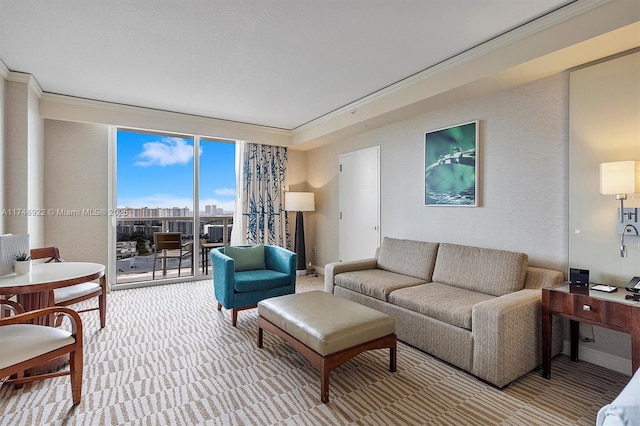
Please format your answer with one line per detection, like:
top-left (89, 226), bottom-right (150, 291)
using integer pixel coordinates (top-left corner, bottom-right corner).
top-left (256, 292), bottom-right (397, 403)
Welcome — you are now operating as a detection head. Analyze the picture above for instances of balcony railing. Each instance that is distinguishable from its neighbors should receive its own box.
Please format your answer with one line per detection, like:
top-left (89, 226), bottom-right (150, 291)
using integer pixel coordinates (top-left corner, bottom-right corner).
top-left (115, 215), bottom-right (233, 284)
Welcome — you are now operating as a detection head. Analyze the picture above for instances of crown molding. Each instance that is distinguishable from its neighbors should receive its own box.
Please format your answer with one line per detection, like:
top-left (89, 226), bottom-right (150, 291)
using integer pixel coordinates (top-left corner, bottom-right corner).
top-left (40, 92), bottom-right (292, 146)
top-left (6, 71), bottom-right (43, 98)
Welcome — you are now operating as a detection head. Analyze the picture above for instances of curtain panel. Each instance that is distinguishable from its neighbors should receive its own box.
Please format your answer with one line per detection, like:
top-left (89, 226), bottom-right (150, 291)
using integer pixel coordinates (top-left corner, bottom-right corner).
top-left (231, 142), bottom-right (290, 249)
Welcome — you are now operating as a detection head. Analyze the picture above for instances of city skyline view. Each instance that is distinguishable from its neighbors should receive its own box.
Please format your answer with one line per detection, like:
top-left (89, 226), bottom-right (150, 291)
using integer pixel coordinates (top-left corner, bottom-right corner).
top-left (116, 130), bottom-right (236, 213)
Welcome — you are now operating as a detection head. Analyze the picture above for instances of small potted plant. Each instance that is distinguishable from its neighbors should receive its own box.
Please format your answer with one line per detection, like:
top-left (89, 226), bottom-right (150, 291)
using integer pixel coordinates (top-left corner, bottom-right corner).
top-left (14, 251), bottom-right (32, 275)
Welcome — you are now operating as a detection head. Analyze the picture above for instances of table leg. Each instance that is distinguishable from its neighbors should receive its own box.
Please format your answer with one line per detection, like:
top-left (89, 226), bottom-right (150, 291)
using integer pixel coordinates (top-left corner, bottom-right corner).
top-left (632, 307), bottom-right (640, 374)
top-left (16, 291), bottom-right (53, 325)
top-left (320, 363), bottom-right (330, 403)
top-left (570, 320), bottom-right (580, 362)
top-left (257, 326), bottom-right (263, 348)
top-left (542, 290), bottom-right (552, 379)
top-left (390, 340), bottom-right (397, 372)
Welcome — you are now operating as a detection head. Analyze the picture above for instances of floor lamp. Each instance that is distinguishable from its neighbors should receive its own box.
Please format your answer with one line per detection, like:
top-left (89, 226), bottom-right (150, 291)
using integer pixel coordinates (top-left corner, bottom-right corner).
top-left (285, 192), bottom-right (315, 276)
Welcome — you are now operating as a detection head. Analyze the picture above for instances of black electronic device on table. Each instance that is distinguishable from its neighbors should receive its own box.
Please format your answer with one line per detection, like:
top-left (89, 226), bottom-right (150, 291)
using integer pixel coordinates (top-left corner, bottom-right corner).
top-left (569, 268), bottom-right (590, 295)
top-left (626, 276), bottom-right (640, 293)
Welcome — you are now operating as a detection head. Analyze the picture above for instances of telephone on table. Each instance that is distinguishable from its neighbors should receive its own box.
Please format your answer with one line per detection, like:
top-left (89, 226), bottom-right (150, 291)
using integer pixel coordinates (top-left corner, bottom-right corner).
top-left (626, 276), bottom-right (640, 293)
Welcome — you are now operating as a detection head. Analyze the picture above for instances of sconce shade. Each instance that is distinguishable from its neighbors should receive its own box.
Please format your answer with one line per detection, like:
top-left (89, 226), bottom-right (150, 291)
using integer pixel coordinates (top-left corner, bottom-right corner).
top-left (599, 161), bottom-right (640, 195)
top-left (285, 192), bottom-right (315, 212)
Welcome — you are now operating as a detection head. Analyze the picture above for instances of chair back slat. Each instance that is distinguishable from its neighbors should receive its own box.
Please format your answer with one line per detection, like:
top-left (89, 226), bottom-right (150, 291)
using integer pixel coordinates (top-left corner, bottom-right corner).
top-left (154, 232), bottom-right (182, 250)
top-left (30, 247), bottom-right (64, 263)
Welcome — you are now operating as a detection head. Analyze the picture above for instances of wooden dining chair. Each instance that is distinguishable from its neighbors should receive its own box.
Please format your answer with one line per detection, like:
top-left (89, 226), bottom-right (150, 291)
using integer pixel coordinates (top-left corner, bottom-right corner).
top-left (30, 247), bottom-right (106, 328)
top-left (152, 232), bottom-right (192, 279)
top-left (0, 299), bottom-right (84, 405)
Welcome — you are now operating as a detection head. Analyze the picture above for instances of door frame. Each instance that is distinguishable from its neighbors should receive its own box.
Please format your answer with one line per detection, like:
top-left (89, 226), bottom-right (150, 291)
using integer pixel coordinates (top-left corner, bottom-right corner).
top-left (339, 146), bottom-right (381, 262)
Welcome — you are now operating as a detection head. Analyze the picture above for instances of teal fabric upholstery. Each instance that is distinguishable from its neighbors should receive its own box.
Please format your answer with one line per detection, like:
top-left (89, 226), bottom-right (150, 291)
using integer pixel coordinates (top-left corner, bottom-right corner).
top-left (234, 270), bottom-right (290, 292)
top-left (225, 245), bottom-right (266, 271)
top-left (211, 245), bottom-right (297, 325)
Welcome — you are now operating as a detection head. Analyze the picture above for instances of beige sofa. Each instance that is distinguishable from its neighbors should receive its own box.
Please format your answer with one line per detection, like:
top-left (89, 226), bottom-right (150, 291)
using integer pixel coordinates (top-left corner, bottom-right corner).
top-left (325, 237), bottom-right (564, 388)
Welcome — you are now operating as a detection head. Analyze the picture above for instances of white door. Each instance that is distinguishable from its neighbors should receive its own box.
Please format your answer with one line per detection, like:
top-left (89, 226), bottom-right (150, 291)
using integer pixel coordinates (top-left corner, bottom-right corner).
top-left (339, 146), bottom-right (380, 262)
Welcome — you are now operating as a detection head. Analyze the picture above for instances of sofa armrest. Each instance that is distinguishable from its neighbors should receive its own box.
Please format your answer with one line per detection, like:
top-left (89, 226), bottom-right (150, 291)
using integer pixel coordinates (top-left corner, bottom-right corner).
top-left (524, 266), bottom-right (563, 290)
top-left (264, 245), bottom-right (297, 287)
top-left (211, 248), bottom-right (236, 308)
top-left (324, 258), bottom-right (378, 293)
top-left (472, 289), bottom-right (549, 388)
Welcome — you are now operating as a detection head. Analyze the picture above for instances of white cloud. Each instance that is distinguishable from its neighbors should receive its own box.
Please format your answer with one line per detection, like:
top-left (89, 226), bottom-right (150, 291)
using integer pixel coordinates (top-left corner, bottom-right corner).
top-left (213, 188), bottom-right (235, 196)
top-left (135, 137), bottom-right (194, 167)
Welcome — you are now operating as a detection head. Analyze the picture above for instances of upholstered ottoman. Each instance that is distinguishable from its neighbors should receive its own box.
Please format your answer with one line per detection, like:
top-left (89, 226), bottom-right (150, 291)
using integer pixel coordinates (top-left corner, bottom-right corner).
top-left (257, 290), bottom-right (396, 403)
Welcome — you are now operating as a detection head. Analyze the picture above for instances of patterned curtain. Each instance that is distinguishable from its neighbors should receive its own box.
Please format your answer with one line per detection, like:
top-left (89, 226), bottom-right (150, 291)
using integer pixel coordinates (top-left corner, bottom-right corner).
top-left (230, 141), bottom-right (290, 248)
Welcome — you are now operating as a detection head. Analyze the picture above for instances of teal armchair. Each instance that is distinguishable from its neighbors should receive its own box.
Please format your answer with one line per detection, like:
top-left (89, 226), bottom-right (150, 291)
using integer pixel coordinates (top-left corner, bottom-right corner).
top-left (211, 245), bottom-right (297, 326)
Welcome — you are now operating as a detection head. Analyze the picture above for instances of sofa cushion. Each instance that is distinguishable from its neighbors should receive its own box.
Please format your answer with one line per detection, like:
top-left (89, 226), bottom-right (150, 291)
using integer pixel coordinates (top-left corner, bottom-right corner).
top-left (334, 269), bottom-right (426, 301)
top-left (377, 237), bottom-right (439, 281)
top-left (234, 269), bottom-right (290, 292)
top-left (432, 243), bottom-right (528, 296)
top-left (225, 245), bottom-right (266, 272)
top-left (388, 282), bottom-right (495, 330)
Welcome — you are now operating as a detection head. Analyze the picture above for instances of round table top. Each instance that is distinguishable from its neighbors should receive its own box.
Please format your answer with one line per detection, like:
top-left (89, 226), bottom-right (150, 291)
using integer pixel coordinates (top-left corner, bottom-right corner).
top-left (0, 262), bottom-right (105, 294)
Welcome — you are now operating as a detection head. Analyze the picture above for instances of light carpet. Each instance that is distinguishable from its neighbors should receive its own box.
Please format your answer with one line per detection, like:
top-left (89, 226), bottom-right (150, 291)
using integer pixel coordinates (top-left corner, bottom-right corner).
top-left (0, 276), bottom-right (631, 425)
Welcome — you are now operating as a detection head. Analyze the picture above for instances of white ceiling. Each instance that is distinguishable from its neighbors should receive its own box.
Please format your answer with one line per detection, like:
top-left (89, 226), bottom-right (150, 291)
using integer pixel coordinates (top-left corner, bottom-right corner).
top-left (0, 0), bottom-right (575, 131)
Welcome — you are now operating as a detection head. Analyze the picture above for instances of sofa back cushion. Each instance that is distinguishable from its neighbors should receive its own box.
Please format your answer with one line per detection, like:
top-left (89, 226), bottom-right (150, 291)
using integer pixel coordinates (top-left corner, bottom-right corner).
top-left (432, 243), bottom-right (528, 296)
top-left (377, 237), bottom-right (439, 281)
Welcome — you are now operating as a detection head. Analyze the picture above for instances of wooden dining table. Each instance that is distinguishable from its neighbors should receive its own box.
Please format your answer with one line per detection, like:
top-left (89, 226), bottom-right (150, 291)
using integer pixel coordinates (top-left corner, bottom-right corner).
top-left (0, 262), bottom-right (106, 323)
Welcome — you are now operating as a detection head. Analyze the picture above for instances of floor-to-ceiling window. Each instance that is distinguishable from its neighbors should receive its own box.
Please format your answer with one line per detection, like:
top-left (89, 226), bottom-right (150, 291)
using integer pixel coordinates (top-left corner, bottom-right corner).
top-left (114, 129), bottom-right (235, 286)
top-left (197, 138), bottom-right (236, 276)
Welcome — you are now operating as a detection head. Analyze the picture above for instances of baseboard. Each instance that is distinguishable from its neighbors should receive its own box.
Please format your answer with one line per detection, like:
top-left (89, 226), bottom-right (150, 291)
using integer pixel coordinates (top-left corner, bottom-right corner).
top-left (562, 340), bottom-right (632, 376)
top-left (309, 264), bottom-right (324, 277)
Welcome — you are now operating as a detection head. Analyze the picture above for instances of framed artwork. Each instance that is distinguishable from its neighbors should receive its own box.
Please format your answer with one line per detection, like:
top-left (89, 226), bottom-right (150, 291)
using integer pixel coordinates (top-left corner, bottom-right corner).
top-left (424, 120), bottom-right (479, 206)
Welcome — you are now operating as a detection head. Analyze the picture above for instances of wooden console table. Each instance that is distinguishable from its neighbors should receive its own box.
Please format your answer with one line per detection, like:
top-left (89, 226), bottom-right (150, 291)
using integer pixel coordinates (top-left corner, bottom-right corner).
top-left (542, 284), bottom-right (640, 378)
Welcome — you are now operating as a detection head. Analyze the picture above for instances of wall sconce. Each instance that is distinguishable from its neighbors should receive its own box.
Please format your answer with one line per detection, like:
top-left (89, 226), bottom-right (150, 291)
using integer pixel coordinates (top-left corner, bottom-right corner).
top-left (600, 161), bottom-right (640, 223)
top-left (600, 161), bottom-right (640, 257)
top-left (285, 192), bottom-right (315, 275)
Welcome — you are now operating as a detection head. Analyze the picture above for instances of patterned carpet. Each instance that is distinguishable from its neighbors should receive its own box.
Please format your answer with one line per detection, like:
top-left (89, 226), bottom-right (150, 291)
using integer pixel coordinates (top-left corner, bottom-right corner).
top-left (0, 275), bottom-right (631, 425)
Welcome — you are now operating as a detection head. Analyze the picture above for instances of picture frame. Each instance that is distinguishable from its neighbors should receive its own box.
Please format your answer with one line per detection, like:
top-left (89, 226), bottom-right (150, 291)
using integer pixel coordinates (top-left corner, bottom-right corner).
top-left (424, 120), bottom-right (479, 206)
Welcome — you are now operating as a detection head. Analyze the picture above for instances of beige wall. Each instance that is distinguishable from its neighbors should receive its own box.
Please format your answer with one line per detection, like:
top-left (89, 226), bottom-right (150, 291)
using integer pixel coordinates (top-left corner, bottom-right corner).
top-left (43, 120), bottom-right (110, 267)
top-left (3, 78), bottom-right (45, 247)
top-left (568, 52), bottom-right (640, 371)
top-left (0, 72), bottom-right (4, 233)
top-left (307, 73), bottom-right (569, 272)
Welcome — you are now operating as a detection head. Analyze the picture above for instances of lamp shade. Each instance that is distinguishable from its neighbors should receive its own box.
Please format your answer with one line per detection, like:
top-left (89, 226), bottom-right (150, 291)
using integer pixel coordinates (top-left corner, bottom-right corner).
top-left (285, 192), bottom-right (315, 212)
top-left (600, 161), bottom-right (640, 195)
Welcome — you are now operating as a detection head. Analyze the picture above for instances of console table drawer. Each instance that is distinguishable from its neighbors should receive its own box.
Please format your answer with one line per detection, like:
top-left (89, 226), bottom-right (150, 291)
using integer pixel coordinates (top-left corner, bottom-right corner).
top-left (573, 295), bottom-right (602, 322)
top-left (573, 295), bottom-right (630, 329)
top-left (548, 292), bottom-right (631, 330)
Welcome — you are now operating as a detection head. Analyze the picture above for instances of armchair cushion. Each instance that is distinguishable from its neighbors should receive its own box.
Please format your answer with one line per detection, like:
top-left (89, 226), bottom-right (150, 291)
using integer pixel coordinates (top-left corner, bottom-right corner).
top-left (225, 245), bottom-right (266, 272)
top-left (0, 324), bottom-right (74, 369)
top-left (234, 270), bottom-right (291, 293)
top-left (54, 282), bottom-right (102, 304)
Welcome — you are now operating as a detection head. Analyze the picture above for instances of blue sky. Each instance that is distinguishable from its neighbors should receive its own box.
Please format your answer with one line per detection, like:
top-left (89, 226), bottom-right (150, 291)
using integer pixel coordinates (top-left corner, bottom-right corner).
top-left (116, 130), bottom-right (236, 212)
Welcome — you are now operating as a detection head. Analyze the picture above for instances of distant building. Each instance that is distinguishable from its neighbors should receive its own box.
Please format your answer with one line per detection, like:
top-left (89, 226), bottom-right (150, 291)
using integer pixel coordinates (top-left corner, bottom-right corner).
top-left (204, 204), bottom-right (224, 216)
top-left (116, 241), bottom-right (137, 259)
